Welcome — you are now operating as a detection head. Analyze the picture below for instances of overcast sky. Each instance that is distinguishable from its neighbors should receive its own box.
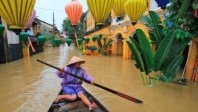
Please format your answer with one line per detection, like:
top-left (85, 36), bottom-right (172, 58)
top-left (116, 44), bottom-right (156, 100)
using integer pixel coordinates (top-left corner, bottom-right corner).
top-left (34, 0), bottom-right (88, 31)
top-left (34, 0), bottom-right (158, 31)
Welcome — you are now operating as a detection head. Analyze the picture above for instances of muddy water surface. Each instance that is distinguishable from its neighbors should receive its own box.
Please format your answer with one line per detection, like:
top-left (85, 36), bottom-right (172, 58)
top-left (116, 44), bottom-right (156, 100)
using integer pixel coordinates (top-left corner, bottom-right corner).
top-left (0, 45), bottom-right (197, 112)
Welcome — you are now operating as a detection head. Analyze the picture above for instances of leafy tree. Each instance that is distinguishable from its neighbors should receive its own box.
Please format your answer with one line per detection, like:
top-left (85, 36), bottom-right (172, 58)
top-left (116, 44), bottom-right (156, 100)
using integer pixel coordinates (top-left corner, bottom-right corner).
top-left (167, 0), bottom-right (198, 38)
top-left (62, 12), bottom-right (86, 37)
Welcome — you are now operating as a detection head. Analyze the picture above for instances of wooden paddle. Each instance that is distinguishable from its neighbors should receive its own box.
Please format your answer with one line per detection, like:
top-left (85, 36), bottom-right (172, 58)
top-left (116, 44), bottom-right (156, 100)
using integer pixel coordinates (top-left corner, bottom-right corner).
top-left (37, 59), bottom-right (143, 104)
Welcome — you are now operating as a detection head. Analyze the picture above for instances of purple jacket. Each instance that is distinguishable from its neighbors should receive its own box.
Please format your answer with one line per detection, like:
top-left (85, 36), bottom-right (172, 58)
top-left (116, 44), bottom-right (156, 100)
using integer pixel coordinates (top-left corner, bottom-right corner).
top-left (56, 66), bottom-right (93, 87)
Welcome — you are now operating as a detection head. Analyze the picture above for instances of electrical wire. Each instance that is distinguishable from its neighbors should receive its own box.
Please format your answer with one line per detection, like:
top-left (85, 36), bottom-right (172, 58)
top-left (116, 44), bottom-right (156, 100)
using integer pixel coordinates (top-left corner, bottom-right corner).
top-left (35, 7), bottom-right (64, 12)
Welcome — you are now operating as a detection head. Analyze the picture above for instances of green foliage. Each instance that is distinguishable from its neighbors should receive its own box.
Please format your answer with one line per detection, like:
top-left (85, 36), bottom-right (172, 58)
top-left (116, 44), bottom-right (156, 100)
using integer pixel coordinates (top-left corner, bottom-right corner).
top-left (168, 0), bottom-right (198, 38)
top-left (140, 11), bottom-right (164, 48)
top-left (62, 12), bottom-right (86, 37)
top-left (129, 11), bottom-right (190, 83)
top-left (153, 30), bottom-right (175, 71)
top-left (136, 29), bottom-right (154, 74)
top-left (87, 45), bottom-right (97, 51)
top-left (127, 29), bottom-right (154, 75)
top-left (127, 37), bottom-right (145, 72)
top-left (94, 33), bottom-right (113, 55)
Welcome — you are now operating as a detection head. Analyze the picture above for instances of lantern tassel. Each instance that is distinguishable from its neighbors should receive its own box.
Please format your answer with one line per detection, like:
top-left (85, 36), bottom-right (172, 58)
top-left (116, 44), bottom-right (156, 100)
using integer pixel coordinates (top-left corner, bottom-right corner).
top-left (28, 37), bottom-right (35, 52)
top-left (74, 33), bottom-right (79, 47)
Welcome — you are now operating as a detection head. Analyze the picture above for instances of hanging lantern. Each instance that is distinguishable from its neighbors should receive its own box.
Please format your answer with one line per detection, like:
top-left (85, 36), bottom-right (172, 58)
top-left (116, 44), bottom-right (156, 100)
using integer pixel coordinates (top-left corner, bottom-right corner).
top-left (92, 36), bottom-right (98, 42)
top-left (0, 24), bottom-right (5, 35)
top-left (98, 33), bottom-right (103, 39)
top-left (84, 37), bottom-right (90, 43)
top-left (19, 32), bottom-right (28, 42)
top-left (124, 0), bottom-right (147, 25)
top-left (78, 38), bottom-right (83, 45)
top-left (0, 0), bottom-right (36, 33)
top-left (38, 35), bottom-right (46, 44)
top-left (65, 38), bottom-right (72, 46)
top-left (65, 0), bottom-right (82, 26)
top-left (112, 0), bottom-right (127, 18)
top-left (86, 0), bottom-right (114, 26)
top-left (54, 38), bottom-right (61, 46)
top-left (155, 0), bottom-right (170, 9)
top-left (25, 9), bottom-right (36, 29)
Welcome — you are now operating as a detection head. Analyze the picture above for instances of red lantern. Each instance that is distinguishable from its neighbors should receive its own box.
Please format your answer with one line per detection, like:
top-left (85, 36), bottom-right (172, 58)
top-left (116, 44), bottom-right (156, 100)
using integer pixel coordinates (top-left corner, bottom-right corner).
top-left (65, 0), bottom-right (82, 26)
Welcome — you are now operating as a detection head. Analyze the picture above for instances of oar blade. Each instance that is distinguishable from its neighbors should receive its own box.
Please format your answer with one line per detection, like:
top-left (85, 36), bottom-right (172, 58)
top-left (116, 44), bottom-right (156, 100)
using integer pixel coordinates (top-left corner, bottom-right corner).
top-left (93, 83), bottom-right (143, 104)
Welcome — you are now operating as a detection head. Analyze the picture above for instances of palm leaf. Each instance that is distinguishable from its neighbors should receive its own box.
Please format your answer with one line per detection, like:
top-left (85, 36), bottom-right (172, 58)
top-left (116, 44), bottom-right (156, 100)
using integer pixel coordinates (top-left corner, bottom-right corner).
top-left (136, 29), bottom-right (154, 74)
top-left (161, 40), bottom-right (189, 71)
top-left (96, 37), bottom-right (103, 48)
top-left (153, 30), bottom-right (175, 71)
top-left (140, 15), bottom-right (153, 29)
top-left (149, 11), bottom-right (163, 46)
top-left (104, 38), bottom-right (113, 50)
top-left (127, 38), bottom-right (145, 72)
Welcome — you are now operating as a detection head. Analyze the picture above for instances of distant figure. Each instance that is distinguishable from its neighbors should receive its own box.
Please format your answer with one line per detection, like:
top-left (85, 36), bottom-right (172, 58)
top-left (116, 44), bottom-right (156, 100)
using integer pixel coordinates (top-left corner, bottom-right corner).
top-left (55, 56), bottom-right (97, 110)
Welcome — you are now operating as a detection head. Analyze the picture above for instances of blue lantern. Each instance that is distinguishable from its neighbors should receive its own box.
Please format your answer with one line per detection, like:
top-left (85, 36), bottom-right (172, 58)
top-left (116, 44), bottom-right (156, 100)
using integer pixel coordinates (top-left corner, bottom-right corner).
top-left (155, 0), bottom-right (170, 9)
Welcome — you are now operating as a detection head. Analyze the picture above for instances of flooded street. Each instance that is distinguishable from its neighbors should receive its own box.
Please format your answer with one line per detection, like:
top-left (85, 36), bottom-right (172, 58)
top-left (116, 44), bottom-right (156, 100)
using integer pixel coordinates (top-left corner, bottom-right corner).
top-left (0, 45), bottom-right (198, 112)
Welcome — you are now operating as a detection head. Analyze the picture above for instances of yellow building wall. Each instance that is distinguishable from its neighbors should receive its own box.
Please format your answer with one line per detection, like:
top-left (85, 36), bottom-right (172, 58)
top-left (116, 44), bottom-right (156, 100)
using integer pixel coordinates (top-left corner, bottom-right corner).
top-left (86, 11), bottom-right (95, 32)
top-left (84, 0), bottom-right (159, 59)
top-left (185, 39), bottom-right (198, 80)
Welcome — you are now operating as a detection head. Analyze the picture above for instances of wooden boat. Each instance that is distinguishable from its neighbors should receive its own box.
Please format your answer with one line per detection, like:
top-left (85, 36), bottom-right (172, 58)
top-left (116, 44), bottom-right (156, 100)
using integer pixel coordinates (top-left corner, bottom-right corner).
top-left (48, 88), bottom-right (109, 112)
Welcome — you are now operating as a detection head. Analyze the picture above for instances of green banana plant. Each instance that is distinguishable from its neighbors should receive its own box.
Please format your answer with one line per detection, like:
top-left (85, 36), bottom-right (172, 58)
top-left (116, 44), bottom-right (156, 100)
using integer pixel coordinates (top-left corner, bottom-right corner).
top-left (127, 29), bottom-right (154, 85)
top-left (95, 33), bottom-right (113, 55)
top-left (127, 10), bottom-right (190, 85)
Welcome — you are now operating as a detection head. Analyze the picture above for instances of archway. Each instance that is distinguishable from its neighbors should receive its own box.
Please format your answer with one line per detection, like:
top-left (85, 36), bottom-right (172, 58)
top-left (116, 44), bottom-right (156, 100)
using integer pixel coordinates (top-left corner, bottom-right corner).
top-left (114, 33), bottom-right (123, 56)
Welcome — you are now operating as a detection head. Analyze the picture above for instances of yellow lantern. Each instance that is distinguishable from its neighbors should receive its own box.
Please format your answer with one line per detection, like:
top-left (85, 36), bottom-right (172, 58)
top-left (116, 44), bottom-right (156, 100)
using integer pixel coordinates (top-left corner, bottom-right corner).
top-left (124, 0), bottom-right (147, 25)
top-left (86, 0), bottom-right (113, 26)
top-left (112, 0), bottom-right (127, 18)
top-left (0, 0), bottom-right (36, 32)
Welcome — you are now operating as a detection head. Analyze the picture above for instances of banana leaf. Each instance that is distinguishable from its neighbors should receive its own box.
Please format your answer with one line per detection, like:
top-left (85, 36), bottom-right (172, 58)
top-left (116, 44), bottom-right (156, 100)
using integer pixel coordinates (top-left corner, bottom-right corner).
top-left (149, 11), bottom-right (163, 46)
top-left (127, 38), bottom-right (145, 72)
top-left (136, 29), bottom-right (154, 74)
top-left (97, 37), bottom-right (103, 48)
top-left (163, 54), bottom-right (184, 76)
top-left (161, 40), bottom-right (189, 72)
top-left (103, 37), bottom-right (107, 46)
top-left (149, 31), bottom-right (157, 45)
top-left (140, 16), bottom-right (153, 29)
top-left (103, 38), bottom-right (113, 50)
top-left (161, 55), bottom-right (184, 82)
top-left (153, 30), bottom-right (175, 71)
top-left (177, 0), bottom-right (191, 18)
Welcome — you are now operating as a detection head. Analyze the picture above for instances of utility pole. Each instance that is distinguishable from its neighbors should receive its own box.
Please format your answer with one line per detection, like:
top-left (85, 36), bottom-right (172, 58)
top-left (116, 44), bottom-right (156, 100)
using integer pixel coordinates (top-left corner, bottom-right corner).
top-left (53, 12), bottom-right (55, 29)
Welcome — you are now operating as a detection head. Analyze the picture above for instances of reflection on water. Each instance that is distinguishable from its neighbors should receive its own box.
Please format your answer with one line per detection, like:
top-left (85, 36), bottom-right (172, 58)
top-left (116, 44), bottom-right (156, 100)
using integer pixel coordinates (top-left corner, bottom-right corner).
top-left (0, 45), bottom-right (198, 112)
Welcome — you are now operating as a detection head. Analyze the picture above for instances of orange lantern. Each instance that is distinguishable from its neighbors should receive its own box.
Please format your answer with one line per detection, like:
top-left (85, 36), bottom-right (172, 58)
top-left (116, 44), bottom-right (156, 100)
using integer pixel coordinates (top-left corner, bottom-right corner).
top-left (65, 0), bottom-right (82, 26)
top-left (112, 0), bottom-right (127, 18)
top-left (0, 0), bottom-right (36, 33)
top-left (86, 0), bottom-right (114, 26)
top-left (124, 0), bottom-right (147, 25)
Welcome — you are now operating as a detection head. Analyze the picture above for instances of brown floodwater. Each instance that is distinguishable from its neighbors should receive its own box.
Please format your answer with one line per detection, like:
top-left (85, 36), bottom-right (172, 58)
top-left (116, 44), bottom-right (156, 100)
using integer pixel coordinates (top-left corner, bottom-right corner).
top-left (0, 45), bottom-right (198, 112)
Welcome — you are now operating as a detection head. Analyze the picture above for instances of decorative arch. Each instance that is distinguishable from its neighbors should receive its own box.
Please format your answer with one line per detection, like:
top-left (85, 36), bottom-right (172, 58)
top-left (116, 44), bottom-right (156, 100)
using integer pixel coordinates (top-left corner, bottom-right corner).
top-left (113, 33), bottom-right (123, 56)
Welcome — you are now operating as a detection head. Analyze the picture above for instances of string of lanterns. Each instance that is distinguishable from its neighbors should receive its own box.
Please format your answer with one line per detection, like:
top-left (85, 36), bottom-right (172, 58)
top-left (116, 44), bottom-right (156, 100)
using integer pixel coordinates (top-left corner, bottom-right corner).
top-left (0, 0), bottom-right (170, 35)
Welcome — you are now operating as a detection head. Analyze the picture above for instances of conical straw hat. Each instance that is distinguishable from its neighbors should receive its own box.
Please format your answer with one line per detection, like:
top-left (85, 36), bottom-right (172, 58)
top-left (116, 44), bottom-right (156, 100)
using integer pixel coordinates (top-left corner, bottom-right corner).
top-left (67, 56), bottom-right (85, 66)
